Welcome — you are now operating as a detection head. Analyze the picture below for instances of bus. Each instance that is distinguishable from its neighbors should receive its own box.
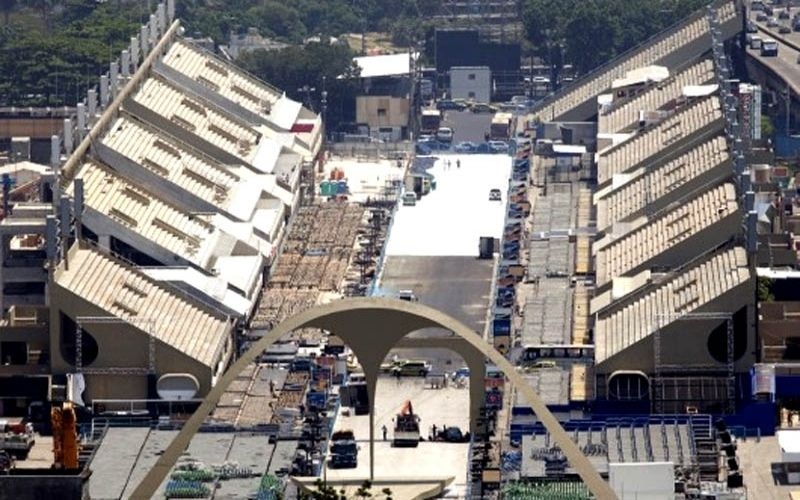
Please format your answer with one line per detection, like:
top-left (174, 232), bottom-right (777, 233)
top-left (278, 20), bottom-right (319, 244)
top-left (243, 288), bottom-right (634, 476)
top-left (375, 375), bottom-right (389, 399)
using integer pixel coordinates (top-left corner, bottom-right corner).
top-left (420, 109), bottom-right (442, 134)
top-left (761, 39), bottom-right (778, 57)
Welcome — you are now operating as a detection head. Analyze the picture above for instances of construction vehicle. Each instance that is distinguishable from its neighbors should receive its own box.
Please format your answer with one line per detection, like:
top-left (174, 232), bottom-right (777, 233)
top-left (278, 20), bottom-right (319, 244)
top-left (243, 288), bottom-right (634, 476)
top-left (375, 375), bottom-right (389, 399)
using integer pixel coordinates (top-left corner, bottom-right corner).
top-left (0, 419), bottom-right (35, 458)
top-left (329, 430), bottom-right (358, 468)
top-left (392, 400), bottom-right (421, 447)
top-left (51, 401), bottom-right (79, 469)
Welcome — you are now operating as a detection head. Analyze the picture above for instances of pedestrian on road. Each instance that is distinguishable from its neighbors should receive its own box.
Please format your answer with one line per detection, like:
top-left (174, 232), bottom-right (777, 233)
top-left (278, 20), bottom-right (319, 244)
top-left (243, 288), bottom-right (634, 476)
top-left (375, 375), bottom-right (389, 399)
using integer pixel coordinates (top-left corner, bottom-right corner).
top-left (432, 424), bottom-right (437, 440)
top-left (456, 159), bottom-right (461, 168)
top-left (382, 425), bottom-right (388, 441)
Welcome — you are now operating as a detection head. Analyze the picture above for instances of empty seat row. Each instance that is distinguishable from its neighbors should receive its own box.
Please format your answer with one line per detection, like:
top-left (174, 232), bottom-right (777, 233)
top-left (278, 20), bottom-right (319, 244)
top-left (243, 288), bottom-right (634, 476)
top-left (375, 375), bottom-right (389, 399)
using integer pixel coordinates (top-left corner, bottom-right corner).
top-left (535, 3), bottom-right (725, 121)
top-left (134, 78), bottom-right (259, 159)
top-left (57, 246), bottom-right (229, 367)
top-left (77, 162), bottom-right (214, 262)
top-left (163, 41), bottom-right (280, 108)
top-left (104, 117), bottom-right (240, 206)
top-left (597, 136), bottom-right (729, 228)
top-left (601, 59), bottom-right (715, 133)
top-left (596, 182), bottom-right (737, 285)
top-left (594, 246), bottom-right (749, 362)
top-left (598, 97), bottom-right (722, 184)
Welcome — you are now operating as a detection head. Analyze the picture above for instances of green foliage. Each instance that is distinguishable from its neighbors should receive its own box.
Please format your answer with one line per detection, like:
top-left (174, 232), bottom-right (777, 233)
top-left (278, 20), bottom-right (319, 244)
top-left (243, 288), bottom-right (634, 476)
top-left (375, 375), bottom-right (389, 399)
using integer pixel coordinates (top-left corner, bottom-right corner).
top-left (0, 1), bottom-right (144, 106)
top-left (762, 115), bottom-right (776, 139)
top-left (300, 479), bottom-right (391, 500)
top-left (757, 277), bottom-right (775, 302)
top-left (176, 0), bottom-right (438, 49)
top-left (521, 0), bottom-right (710, 74)
top-left (238, 40), bottom-right (360, 129)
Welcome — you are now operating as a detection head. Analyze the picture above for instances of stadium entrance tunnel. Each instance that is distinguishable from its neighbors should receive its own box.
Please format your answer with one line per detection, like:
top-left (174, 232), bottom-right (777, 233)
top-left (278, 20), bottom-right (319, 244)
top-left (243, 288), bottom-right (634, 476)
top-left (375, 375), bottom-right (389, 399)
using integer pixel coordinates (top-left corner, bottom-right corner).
top-left (129, 297), bottom-right (618, 500)
top-left (607, 370), bottom-right (650, 401)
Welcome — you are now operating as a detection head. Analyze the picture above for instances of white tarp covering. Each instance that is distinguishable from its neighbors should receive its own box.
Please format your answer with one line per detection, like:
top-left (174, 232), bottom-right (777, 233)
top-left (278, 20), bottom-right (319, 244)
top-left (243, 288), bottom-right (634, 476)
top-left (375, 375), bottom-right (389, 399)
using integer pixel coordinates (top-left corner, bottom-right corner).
top-left (384, 154), bottom-right (512, 256)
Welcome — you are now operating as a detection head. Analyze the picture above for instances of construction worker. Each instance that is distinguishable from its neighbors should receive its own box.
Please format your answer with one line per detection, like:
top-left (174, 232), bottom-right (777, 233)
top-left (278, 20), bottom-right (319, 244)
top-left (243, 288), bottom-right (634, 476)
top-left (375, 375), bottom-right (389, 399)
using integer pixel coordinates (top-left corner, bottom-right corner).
top-left (382, 425), bottom-right (388, 441)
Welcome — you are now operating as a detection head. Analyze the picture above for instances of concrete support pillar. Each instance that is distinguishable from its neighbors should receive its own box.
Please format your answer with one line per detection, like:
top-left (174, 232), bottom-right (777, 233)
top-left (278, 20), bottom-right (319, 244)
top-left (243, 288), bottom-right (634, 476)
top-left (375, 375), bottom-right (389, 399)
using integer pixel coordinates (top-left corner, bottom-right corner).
top-left (130, 36), bottom-right (140, 70)
top-left (156, 3), bottom-right (166, 33)
top-left (50, 135), bottom-right (60, 168)
top-left (110, 62), bottom-right (119, 92)
top-left (140, 25), bottom-right (150, 57)
top-left (121, 50), bottom-right (131, 77)
top-left (87, 89), bottom-right (97, 119)
top-left (100, 75), bottom-right (110, 107)
top-left (63, 119), bottom-right (73, 155)
top-left (149, 14), bottom-right (158, 42)
top-left (76, 103), bottom-right (86, 136)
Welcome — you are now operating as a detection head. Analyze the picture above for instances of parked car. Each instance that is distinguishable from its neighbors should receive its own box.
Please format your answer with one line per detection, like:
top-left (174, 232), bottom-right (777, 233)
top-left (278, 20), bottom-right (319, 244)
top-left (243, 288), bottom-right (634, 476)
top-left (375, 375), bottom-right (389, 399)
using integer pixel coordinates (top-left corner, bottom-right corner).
top-left (391, 360), bottom-right (432, 376)
top-left (489, 188), bottom-right (502, 201)
top-left (471, 103), bottom-right (498, 113)
top-left (780, 25), bottom-right (792, 33)
top-left (454, 141), bottom-right (477, 153)
top-left (488, 141), bottom-right (510, 154)
top-left (436, 100), bottom-right (466, 111)
top-left (436, 126), bottom-right (454, 143)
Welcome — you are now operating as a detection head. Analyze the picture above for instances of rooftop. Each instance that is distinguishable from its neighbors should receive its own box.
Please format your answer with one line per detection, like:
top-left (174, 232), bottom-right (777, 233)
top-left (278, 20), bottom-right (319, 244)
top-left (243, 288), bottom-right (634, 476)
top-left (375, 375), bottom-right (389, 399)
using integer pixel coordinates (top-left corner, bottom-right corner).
top-left (353, 52), bottom-right (415, 78)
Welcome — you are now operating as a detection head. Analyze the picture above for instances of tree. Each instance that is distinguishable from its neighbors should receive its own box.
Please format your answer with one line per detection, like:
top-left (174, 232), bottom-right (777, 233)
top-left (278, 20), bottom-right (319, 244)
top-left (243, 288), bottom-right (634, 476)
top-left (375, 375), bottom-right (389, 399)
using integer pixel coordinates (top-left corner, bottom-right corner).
top-left (299, 479), bottom-right (392, 500)
top-left (0, 0), bottom-right (16, 25)
top-left (238, 41), bottom-right (361, 131)
top-left (761, 115), bottom-right (775, 139)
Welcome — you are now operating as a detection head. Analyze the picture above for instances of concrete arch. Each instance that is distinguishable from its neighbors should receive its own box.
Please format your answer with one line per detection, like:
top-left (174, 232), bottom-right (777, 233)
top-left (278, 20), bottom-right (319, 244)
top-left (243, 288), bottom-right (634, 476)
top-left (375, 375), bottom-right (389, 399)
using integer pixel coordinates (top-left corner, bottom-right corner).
top-left (130, 297), bottom-right (617, 499)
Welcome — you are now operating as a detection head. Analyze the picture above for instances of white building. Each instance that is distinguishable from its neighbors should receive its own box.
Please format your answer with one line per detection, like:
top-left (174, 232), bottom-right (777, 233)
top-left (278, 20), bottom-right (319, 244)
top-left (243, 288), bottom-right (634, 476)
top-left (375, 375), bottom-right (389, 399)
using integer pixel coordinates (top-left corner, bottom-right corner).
top-left (450, 66), bottom-right (491, 103)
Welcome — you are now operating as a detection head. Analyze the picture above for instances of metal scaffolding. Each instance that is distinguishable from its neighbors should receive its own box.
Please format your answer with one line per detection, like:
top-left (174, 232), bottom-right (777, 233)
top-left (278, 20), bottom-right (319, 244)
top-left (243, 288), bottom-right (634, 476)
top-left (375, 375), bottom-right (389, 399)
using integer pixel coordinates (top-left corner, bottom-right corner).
top-left (653, 312), bottom-right (735, 415)
top-left (75, 316), bottom-right (156, 375)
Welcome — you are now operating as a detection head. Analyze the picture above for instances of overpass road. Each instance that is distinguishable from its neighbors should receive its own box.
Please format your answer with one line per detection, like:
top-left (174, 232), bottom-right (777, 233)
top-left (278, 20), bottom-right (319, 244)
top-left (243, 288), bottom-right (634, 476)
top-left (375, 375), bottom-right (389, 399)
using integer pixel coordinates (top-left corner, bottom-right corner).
top-left (749, 19), bottom-right (800, 95)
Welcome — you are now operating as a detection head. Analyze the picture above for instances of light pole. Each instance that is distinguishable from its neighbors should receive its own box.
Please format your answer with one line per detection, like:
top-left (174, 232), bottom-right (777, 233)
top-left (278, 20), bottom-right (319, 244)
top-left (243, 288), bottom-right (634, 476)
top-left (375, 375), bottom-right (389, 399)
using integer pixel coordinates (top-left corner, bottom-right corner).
top-left (321, 76), bottom-right (328, 138)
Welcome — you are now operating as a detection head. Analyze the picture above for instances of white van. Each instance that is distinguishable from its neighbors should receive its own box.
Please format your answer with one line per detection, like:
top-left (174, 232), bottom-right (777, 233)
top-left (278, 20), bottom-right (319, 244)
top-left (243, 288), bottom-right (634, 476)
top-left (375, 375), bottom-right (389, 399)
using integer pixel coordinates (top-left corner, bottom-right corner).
top-left (436, 126), bottom-right (454, 143)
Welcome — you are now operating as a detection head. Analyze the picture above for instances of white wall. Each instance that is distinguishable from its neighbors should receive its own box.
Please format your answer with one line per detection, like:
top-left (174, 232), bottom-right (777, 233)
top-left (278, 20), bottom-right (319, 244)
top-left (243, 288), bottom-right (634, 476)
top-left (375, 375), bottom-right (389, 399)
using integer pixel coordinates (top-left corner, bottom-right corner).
top-left (609, 462), bottom-right (674, 500)
top-left (450, 67), bottom-right (491, 103)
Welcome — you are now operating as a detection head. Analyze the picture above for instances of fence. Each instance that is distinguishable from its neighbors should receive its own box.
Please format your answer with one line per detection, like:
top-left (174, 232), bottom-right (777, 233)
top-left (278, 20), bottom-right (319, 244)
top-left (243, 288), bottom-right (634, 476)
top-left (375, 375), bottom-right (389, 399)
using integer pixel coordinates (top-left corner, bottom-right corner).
top-left (327, 141), bottom-right (413, 161)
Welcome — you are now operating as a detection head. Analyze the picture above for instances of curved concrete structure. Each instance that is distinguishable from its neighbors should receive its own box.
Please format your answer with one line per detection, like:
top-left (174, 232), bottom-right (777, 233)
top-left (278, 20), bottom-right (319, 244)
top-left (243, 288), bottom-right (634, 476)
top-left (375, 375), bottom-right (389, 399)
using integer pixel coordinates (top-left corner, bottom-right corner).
top-left (130, 297), bottom-right (617, 499)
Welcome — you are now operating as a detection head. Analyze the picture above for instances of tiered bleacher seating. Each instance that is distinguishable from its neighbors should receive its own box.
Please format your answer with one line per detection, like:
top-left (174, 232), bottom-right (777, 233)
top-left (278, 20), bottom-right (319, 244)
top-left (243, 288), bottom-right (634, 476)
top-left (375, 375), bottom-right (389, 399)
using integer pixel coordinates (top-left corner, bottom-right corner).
top-left (598, 96), bottom-right (722, 184)
top-left (103, 116), bottom-right (241, 207)
top-left (56, 245), bottom-right (230, 367)
top-left (595, 183), bottom-right (738, 285)
top-left (162, 40), bottom-right (281, 113)
top-left (133, 78), bottom-right (259, 159)
top-left (531, 2), bottom-right (734, 122)
top-left (596, 136), bottom-right (729, 229)
top-left (594, 247), bottom-right (750, 363)
top-left (77, 161), bottom-right (216, 264)
top-left (600, 59), bottom-right (715, 134)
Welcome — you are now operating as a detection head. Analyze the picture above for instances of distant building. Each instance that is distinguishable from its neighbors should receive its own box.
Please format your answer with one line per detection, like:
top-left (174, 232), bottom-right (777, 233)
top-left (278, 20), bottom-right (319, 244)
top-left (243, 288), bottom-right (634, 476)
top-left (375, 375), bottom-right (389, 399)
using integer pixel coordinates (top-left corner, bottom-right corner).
top-left (434, 30), bottom-right (520, 100)
top-left (221, 28), bottom-right (289, 59)
top-left (450, 66), bottom-right (491, 103)
top-left (350, 52), bottom-right (416, 141)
